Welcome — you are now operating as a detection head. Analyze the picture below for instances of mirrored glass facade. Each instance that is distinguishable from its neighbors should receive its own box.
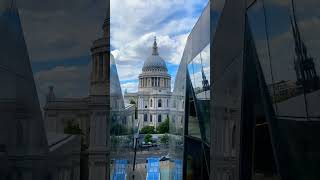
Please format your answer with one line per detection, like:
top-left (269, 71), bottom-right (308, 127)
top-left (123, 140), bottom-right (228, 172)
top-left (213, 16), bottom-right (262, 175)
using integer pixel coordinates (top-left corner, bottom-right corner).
top-left (109, 55), bottom-right (135, 179)
top-left (168, 3), bottom-right (211, 180)
top-left (247, 0), bottom-right (320, 179)
top-left (170, 0), bottom-right (320, 179)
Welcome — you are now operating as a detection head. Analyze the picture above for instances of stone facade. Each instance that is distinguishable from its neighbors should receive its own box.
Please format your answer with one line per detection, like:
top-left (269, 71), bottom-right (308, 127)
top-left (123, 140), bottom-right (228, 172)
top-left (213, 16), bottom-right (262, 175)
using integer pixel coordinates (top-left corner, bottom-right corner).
top-left (125, 38), bottom-right (172, 130)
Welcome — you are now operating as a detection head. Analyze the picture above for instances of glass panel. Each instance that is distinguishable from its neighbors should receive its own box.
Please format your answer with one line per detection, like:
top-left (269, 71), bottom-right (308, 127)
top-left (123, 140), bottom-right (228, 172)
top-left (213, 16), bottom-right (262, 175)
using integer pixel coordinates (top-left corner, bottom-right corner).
top-left (187, 44), bottom-right (210, 142)
top-left (248, 1), bottom-right (320, 179)
top-left (260, 0), bottom-right (308, 117)
top-left (168, 2), bottom-right (213, 179)
top-left (247, 0), bottom-right (277, 112)
top-left (292, 0), bottom-right (320, 118)
top-left (110, 55), bottom-right (135, 178)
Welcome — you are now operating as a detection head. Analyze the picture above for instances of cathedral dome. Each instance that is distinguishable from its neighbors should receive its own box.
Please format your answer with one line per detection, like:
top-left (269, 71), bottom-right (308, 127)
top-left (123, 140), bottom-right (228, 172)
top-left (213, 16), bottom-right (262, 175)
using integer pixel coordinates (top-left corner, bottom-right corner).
top-left (142, 37), bottom-right (167, 72)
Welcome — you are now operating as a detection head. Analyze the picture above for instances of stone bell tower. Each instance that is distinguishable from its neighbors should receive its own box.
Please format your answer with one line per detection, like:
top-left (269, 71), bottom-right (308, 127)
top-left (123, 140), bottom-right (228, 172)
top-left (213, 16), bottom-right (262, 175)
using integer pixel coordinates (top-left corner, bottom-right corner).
top-left (87, 5), bottom-right (110, 180)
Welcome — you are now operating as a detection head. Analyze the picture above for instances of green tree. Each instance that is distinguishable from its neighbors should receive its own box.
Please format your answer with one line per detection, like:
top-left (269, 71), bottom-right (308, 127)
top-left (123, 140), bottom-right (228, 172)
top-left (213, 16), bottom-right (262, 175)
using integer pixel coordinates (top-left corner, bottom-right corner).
top-left (157, 118), bottom-right (169, 134)
top-left (160, 134), bottom-right (169, 144)
top-left (129, 99), bottom-right (136, 104)
top-left (144, 134), bottom-right (152, 143)
top-left (140, 125), bottom-right (155, 134)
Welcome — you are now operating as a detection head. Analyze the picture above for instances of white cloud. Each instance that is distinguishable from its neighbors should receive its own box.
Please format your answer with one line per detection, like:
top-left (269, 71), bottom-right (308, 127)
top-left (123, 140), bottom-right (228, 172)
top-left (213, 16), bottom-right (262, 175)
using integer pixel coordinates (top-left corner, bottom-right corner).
top-left (110, 0), bottom-right (208, 92)
top-left (34, 65), bottom-right (90, 107)
top-left (121, 81), bottom-right (139, 93)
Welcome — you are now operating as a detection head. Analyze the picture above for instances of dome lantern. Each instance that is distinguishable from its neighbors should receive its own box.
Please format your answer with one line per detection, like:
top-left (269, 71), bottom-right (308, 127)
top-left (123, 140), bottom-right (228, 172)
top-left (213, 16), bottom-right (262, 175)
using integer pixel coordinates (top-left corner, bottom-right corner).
top-left (142, 36), bottom-right (168, 72)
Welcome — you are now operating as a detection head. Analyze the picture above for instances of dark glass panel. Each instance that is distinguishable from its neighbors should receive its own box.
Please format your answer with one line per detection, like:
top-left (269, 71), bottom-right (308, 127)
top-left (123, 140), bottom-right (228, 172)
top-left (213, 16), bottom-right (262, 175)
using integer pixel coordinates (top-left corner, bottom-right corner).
top-left (261, 0), bottom-right (308, 117)
top-left (187, 44), bottom-right (210, 142)
top-left (291, 0), bottom-right (320, 118)
top-left (186, 77), bottom-right (201, 139)
top-left (184, 137), bottom-right (209, 180)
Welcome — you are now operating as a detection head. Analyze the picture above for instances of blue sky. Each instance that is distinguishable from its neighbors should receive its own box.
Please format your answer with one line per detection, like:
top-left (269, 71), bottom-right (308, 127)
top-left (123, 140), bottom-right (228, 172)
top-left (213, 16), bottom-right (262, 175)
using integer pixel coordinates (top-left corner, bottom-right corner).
top-left (110, 0), bottom-right (209, 93)
top-left (17, 0), bottom-right (209, 107)
top-left (10, 0), bottom-right (320, 108)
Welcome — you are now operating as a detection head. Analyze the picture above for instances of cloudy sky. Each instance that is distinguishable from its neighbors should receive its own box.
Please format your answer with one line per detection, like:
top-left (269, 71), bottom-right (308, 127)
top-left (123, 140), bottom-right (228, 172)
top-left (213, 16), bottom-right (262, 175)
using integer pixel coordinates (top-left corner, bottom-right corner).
top-left (110, 0), bottom-right (209, 93)
top-left (15, 0), bottom-right (208, 108)
top-left (17, 0), bottom-right (107, 107)
top-left (16, 0), bottom-right (319, 109)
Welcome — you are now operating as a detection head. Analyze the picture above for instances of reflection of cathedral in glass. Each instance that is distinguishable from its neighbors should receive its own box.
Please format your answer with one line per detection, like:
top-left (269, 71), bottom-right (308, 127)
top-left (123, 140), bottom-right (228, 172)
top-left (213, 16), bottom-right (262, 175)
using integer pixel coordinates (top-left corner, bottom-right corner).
top-left (291, 1), bottom-right (319, 92)
top-left (200, 54), bottom-right (210, 92)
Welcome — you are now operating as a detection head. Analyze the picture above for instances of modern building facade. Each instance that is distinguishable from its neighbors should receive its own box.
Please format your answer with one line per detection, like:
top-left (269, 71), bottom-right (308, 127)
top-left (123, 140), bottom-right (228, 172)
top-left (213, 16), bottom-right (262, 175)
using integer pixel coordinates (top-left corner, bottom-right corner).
top-left (0, 1), bottom-right (81, 180)
top-left (169, 0), bottom-right (320, 180)
top-left (43, 4), bottom-right (134, 180)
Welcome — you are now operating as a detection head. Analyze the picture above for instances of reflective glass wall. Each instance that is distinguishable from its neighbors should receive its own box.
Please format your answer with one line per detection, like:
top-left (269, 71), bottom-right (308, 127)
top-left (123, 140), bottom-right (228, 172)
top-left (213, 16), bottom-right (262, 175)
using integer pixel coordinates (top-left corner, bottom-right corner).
top-left (247, 0), bottom-right (320, 179)
top-left (109, 55), bottom-right (135, 179)
top-left (168, 3), bottom-right (211, 180)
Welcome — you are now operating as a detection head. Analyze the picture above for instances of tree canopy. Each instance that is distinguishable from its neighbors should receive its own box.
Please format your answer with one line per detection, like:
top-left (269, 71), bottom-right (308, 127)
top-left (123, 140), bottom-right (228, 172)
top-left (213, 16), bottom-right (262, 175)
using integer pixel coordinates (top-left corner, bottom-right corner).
top-left (129, 99), bottom-right (136, 104)
top-left (144, 134), bottom-right (152, 143)
top-left (156, 118), bottom-right (169, 134)
top-left (140, 125), bottom-right (155, 134)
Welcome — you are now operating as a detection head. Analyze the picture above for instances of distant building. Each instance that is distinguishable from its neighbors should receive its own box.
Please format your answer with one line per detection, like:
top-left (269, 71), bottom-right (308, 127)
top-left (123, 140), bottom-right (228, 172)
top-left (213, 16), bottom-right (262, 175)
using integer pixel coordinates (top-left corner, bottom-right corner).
top-left (124, 38), bottom-right (174, 130)
top-left (268, 80), bottom-right (301, 102)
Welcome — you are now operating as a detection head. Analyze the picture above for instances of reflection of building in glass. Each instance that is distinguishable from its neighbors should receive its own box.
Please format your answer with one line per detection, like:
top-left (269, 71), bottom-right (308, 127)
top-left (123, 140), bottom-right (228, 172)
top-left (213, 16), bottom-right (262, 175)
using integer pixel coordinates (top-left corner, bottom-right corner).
top-left (168, 3), bottom-right (210, 180)
top-left (290, 1), bottom-right (320, 92)
top-left (0, 2), bottom-right (81, 179)
top-left (200, 54), bottom-right (210, 92)
top-left (169, 0), bottom-right (320, 180)
top-left (268, 80), bottom-right (301, 103)
top-left (124, 37), bottom-right (173, 130)
top-left (43, 13), bottom-right (134, 180)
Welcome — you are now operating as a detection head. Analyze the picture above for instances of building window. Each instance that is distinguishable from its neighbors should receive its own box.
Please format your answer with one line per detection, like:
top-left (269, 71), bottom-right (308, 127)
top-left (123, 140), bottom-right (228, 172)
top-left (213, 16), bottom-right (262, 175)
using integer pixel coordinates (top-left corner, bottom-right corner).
top-left (144, 114), bottom-right (148, 122)
top-left (158, 114), bottom-right (162, 122)
top-left (150, 99), bottom-right (153, 107)
top-left (167, 99), bottom-right (169, 107)
top-left (158, 99), bottom-right (162, 107)
top-left (150, 115), bottom-right (152, 122)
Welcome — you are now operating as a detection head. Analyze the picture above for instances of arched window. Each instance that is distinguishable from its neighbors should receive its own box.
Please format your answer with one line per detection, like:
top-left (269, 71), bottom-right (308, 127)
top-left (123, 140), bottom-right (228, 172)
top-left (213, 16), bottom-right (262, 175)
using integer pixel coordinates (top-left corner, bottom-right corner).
top-left (158, 114), bottom-right (162, 122)
top-left (150, 114), bottom-right (153, 122)
top-left (158, 99), bottom-right (162, 107)
top-left (150, 99), bottom-right (153, 107)
top-left (232, 125), bottom-right (236, 149)
top-left (144, 114), bottom-right (148, 122)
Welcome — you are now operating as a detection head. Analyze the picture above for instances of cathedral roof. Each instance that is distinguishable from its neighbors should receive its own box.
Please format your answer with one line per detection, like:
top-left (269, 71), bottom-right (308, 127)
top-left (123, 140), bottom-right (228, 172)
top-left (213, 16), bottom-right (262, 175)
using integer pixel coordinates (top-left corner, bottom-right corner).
top-left (142, 37), bottom-right (168, 72)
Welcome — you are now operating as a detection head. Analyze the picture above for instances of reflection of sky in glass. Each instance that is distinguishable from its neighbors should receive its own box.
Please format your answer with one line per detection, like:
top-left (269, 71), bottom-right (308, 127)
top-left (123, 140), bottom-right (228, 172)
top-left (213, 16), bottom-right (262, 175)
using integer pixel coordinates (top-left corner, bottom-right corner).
top-left (248, 0), bottom-right (320, 83)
